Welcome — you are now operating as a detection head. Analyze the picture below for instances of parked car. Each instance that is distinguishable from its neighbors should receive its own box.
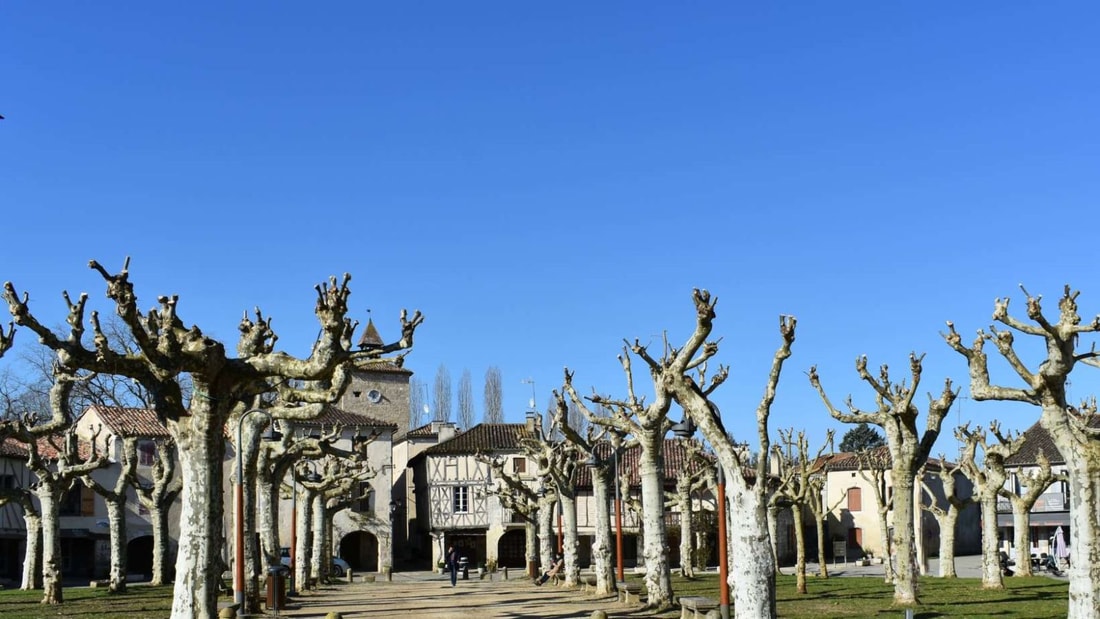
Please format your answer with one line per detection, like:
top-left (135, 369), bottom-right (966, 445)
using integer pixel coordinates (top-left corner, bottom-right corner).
top-left (280, 547), bottom-right (351, 576)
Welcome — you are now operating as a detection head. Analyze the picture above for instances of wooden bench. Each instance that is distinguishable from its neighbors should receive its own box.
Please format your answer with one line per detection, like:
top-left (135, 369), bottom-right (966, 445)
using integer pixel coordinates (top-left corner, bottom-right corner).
top-left (678, 595), bottom-right (719, 619)
top-left (617, 582), bottom-right (643, 605)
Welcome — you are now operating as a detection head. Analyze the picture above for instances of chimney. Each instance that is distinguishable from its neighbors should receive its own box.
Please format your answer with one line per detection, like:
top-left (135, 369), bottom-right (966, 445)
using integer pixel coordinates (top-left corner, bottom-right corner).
top-left (525, 410), bottom-right (539, 433)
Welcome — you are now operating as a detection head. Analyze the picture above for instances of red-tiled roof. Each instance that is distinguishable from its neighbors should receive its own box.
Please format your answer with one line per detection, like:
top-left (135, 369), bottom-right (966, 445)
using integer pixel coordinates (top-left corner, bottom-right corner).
top-left (812, 446), bottom-right (951, 472)
top-left (357, 318), bottom-right (384, 350)
top-left (290, 405), bottom-right (397, 429)
top-left (420, 423), bottom-right (534, 456)
top-left (1002, 417), bottom-right (1100, 467)
top-left (0, 434), bottom-right (95, 461)
top-left (83, 405), bottom-right (170, 439)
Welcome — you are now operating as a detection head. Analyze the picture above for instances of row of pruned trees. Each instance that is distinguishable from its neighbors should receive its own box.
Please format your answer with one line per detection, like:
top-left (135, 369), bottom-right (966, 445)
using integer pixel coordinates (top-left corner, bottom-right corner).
top-left (0, 258), bottom-right (422, 618)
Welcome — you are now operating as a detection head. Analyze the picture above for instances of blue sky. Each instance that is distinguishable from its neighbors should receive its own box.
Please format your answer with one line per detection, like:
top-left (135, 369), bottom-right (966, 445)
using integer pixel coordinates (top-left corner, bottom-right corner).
top-left (2, 3), bottom-right (1098, 456)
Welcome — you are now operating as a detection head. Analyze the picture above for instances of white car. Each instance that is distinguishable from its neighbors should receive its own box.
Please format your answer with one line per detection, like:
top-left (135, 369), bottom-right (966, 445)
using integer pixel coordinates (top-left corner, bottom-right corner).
top-left (280, 547), bottom-right (351, 576)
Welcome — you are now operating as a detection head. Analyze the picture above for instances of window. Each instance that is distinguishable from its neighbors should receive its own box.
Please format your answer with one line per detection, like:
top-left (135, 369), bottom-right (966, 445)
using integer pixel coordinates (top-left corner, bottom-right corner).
top-left (138, 441), bottom-right (156, 466)
top-left (847, 487), bottom-right (862, 512)
top-left (848, 527), bottom-right (863, 549)
top-left (513, 458), bottom-right (526, 474)
top-left (60, 486), bottom-right (95, 516)
top-left (356, 482), bottom-right (374, 513)
top-left (453, 486), bottom-right (469, 514)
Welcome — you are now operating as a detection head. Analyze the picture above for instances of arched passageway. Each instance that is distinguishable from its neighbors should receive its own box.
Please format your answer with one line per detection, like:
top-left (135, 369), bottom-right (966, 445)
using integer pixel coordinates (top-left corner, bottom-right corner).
top-left (127, 535), bottom-right (154, 579)
top-left (339, 531), bottom-right (379, 572)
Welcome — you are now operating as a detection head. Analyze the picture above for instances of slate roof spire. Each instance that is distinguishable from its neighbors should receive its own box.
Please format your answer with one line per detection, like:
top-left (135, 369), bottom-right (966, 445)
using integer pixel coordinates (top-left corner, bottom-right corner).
top-left (357, 309), bottom-right (384, 350)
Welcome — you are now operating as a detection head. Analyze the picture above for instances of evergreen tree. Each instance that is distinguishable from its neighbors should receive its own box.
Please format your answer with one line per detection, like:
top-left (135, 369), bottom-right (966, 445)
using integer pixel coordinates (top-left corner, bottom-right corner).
top-left (838, 422), bottom-right (885, 452)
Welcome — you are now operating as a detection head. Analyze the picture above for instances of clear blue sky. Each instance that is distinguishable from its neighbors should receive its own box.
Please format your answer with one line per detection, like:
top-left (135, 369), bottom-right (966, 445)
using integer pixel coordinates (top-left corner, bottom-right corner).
top-left (2, 3), bottom-right (1098, 456)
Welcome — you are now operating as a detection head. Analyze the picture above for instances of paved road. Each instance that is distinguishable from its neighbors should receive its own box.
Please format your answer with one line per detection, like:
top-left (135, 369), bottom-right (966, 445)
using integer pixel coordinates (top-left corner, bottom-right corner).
top-left (274, 555), bottom-right (1066, 619)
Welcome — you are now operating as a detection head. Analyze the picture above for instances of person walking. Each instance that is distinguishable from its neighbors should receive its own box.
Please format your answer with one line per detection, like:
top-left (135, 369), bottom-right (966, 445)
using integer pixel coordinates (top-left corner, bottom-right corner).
top-left (446, 545), bottom-right (460, 587)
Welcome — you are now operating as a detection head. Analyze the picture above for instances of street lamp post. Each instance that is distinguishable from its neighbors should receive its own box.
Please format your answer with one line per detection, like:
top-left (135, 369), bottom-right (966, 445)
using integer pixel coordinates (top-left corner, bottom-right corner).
top-left (235, 408), bottom-right (272, 618)
top-left (614, 441), bottom-right (624, 583)
top-left (289, 467), bottom-right (298, 597)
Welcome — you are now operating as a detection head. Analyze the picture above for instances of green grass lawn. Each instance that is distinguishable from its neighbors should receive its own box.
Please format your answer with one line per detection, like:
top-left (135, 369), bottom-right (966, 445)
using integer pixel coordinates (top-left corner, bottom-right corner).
top-left (0, 575), bottom-right (1069, 618)
top-left (662, 573), bottom-right (1070, 619)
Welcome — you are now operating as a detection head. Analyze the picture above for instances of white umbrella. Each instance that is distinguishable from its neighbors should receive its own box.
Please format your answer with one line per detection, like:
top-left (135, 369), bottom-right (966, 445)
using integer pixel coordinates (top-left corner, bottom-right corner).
top-left (1054, 526), bottom-right (1069, 561)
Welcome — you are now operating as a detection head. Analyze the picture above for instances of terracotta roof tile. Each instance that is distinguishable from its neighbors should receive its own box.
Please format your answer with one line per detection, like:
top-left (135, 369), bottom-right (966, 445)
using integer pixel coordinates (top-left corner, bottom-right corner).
top-left (290, 405), bottom-right (397, 430)
top-left (812, 446), bottom-right (952, 472)
top-left (357, 318), bottom-right (384, 350)
top-left (420, 423), bottom-right (534, 455)
top-left (83, 406), bottom-right (171, 439)
top-left (0, 434), bottom-right (95, 461)
top-left (1002, 417), bottom-right (1100, 467)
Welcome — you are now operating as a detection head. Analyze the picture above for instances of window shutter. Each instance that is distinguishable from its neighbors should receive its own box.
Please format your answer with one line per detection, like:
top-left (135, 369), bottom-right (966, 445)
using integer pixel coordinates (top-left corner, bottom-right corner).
top-left (81, 485), bottom-right (96, 516)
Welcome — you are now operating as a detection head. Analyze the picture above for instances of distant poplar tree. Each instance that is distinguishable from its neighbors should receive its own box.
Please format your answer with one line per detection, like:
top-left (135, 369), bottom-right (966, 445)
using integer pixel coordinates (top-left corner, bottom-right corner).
top-left (483, 366), bottom-right (503, 423)
top-left (458, 369), bottom-right (475, 429)
top-left (409, 377), bottom-right (426, 428)
top-left (433, 364), bottom-right (452, 422)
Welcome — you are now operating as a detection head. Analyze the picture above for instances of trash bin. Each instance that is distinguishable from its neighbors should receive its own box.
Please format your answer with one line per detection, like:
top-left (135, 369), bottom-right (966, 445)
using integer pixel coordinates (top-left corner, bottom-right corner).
top-left (458, 557), bottom-right (469, 580)
top-left (266, 565), bottom-right (289, 611)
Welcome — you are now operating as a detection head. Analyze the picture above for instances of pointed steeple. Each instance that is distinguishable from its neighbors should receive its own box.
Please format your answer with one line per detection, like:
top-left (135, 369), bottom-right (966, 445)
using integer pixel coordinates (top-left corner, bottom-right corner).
top-left (357, 309), bottom-right (384, 350)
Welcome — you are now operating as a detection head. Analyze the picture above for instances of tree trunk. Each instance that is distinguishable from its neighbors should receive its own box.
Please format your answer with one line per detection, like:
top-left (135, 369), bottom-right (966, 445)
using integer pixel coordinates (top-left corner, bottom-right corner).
top-left (37, 484), bottom-right (63, 604)
top-left (295, 490), bottom-right (312, 590)
top-left (637, 435), bottom-right (673, 610)
top-left (257, 469), bottom-right (280, 571)
top-left (168, 415), bottom-right (227, 619)
top-left (792, 503), bottom-right (807, 594)
top-left (814, 515), bottom-right (829, 578)
top-left (537, 497), bottom-right (554, 572)
top-left (877, 507), bottom-right (892, 584)
top-left (590, 465), bottom-right (615, 595)
top-left (979, 496), bottom-right (1004, 589)
top-left (525, 520), bottom-right (538, 580)
top-left (21, 511), bottom-right (41, 591)
top-left (1043, 408), bottom-right (1100, 619)
top-left (1010, 507), bottom-right (1033, 577)
top-left (766, 502), bottom-right (780, 576)
top-left (937, 508), bottom-right (959, 578)
top-left (106, 497), bottom-right (128, 592)
top-left (890, 473), bottom-right (918, 605)
top-left (312, 493), bottom-right (327, 583)
top-left (151, 504), bottom-right (171, 586)
top-left (726, 478), bottom-right (777, 617)
top-left (679, 490), bottom-right (694, 578)
top-left (561, 493), bottom-right (579, 587)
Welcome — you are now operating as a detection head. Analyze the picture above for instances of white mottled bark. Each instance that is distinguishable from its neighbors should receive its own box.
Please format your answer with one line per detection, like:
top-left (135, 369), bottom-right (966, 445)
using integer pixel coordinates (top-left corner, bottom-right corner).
top-left (106, 498), bottom-right (128, 592)
top-left (295, 489), bottom-right (312, 589)
top-left (1010, 508), bottom-right (1032, 577)
top-left (525, 520), bottom-right (538, 578)
top-left (1041, 407), bottom-right (1100, 618)
top-left (312, 492), bottom-right (327, 582)
top-left (561, 494), bottom-right (579, 587)
top-left (20, 509), bottom-right (41, 590)
top-left (677, 475), bottom-right (695, 578)
top-left (937, 508), bottom-right (959, 578)
top-left (150, 504), bottom-right (171, 586)
top-left (765, 502), bottom-right (780, 575)
top-left (169, 414), bottom-right (226, 619)
top-left (890, 472), bottom-right (918, 604)
top-left (537, 496), bottom-right (554, 571)
top-left (37, 484), bottom-right (62, 604)
top-left (727, 477), bottom-right (777, 617)
top-left (590, 464), bottom-right (615, 595)
top-left (792, 503), bottom-right (807, 593)
top-left (978, 495), bottom-right (1003, 588)
top-left (637, 433), bottom-right (673, 608)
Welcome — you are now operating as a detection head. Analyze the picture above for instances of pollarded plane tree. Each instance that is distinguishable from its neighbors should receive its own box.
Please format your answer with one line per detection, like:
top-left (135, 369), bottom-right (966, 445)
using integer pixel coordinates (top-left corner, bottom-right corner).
top-left (954, 422), bottom-right (1019, 589)
top-left (129, 436), bottom-right (181, 586)
top-left (79, 435), bottom-right (140, 594)
top-left (916, 457), bottom-right (973, 578)
top-left (552, 385), bottom-right (619, 593)
top-left (771, 428), bottom-right (834, 594)
top-left (1000, 451), bottom-right (1061, 577)
top-left (803, 462), bottom-right (847, 579)
top-left (520, 416), bottom-right (582, 586)
top-left (256, 422), bottom-right (343, 579)
top-left (650, 291), bottom-right (796, 619)
top-left (959, 424), bottom-right (1025, 589)
top-left (3, 259), bottom-right (423, 619)
top-left (855, 448), bottom-right (894, 583)
top-left (513, 415), bottom-right (562, 572)
top-left (944, 286), bottom-right (1100, 619)
top-left (809, 354), bottom-right (956, 606)
top-left (480, 453), bottom-right (540, 578)
top-left (666, 438), bottom-right (714, 579)
top-left (300, 454), bottom-right (377, 587)
top-left (564, 345), bottom-right (681, 611)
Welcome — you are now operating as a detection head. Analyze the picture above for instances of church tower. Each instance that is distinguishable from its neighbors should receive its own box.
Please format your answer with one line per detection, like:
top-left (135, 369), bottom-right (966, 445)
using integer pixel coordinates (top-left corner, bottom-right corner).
top-left (335, 315), bottom-right (413, 437)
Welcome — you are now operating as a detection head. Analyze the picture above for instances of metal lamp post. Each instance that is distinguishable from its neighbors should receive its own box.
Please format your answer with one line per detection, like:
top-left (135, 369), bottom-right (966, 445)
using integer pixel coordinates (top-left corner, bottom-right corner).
top-left (671, 413), bottom-right (729, 619)
top-left (613, 436), bottom-right (625, 583)
top-left (235, 408), bottom-right (273, 618)
top-left (289, 466), bottom-right (298, 597)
